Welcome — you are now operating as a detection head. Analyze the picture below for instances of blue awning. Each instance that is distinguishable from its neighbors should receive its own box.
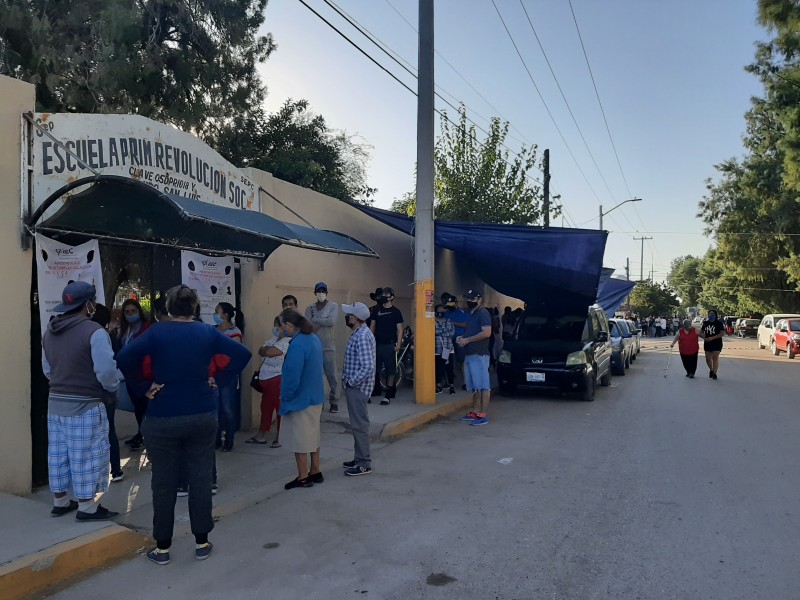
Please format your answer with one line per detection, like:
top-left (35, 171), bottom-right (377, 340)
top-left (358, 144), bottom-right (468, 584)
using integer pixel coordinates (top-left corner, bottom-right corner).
top-left (353, 204), bottom-right (608, 315)
top-left (597, 277), bottom-right (636, 316)
top-left (34, 177), bottom-right (378, 261)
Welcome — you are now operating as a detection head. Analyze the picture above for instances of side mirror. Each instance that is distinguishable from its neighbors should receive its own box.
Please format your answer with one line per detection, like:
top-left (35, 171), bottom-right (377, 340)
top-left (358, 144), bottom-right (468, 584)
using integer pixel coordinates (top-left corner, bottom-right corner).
top-left (596, 331), bottom-right (609, 343)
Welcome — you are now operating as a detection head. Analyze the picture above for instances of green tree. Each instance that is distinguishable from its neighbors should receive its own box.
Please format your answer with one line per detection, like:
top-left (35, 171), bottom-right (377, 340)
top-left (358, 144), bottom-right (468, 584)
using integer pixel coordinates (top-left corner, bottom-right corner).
top-left (666, 255), bottom-right (702, 308)
top-left (393, 106), bottom-right (557, 224)
top-left (627, 280), bottom-right (679, 316)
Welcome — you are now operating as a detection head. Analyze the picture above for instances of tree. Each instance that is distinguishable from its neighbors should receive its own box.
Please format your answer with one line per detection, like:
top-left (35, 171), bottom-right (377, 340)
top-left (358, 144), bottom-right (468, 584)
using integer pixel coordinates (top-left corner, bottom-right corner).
top-left (0, 0), bottom-right (274, 139)
top-left (667, 255), bottom-right (702, 308)
top-left (392, 106), bottom-right (557, 225)
top-left (627, 280), bottom-right (679, 316)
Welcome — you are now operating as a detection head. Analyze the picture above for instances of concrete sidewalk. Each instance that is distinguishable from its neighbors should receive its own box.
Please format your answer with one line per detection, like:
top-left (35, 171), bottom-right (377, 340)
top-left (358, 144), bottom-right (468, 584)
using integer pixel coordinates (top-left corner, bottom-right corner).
top-left (1, 386), bottom-right (472, 599)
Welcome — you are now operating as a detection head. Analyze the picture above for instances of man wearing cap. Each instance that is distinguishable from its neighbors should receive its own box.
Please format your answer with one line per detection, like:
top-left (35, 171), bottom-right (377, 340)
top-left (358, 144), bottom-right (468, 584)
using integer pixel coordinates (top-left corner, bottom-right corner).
top-left (305, 282), bottom-right (340, 412)
top-left (366, 287), bottom-right (385, 397)
top-left (42, 281), bottom-right (120, 520)
top-left (370, 287), bottom-right (404, 405)
top-left (456, 289), bottom-right (493, 426)
top-left (341, 302), bottom-right (376, 476)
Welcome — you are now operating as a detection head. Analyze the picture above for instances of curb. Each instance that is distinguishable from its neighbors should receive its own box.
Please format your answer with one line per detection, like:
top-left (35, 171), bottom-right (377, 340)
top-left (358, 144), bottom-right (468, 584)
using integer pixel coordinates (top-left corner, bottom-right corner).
top-left (0, 524), bottom-right (148, 600)
top-left (380, 396), bottom-right (473, 438)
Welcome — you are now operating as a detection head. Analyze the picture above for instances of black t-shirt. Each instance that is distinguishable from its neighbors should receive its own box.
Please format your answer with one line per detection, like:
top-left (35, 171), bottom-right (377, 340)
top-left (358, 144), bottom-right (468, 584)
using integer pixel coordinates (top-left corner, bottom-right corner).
top-left (372, 305), bottom-right (404, 344)
top-left (701, 319), bottom-right (724, 350)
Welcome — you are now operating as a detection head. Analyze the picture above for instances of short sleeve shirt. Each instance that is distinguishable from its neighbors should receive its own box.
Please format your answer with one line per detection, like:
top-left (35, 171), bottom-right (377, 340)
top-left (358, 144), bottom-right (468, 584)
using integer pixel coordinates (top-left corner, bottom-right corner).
top-left (701, 319), bottom-right (724, 352)
top-left (258, 336), bottom-right (291, 380)
top-left (464, 307), bottom-right (492, 356)
top-left (372, 306), bottom-right (404, 344)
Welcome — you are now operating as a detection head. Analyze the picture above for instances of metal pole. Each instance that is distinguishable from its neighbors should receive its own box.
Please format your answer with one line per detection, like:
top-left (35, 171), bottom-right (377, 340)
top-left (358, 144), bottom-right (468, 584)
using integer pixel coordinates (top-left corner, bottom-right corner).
top-left (598, 204), bottom-right (603, 231)
top-left (543, 149), bottom-right (550, 228)
top-left (414, 0), bottom-right (435, 405)
top-left (633, 236), bottom-right (652, 281)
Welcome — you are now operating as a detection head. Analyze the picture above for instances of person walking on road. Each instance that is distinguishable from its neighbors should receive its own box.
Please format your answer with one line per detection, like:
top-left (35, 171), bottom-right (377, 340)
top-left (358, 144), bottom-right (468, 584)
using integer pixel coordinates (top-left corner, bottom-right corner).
top-left (341, 302), bottom-right (376, 476)
top-left (370, 287), bottom-right (404, 405)
top-left (279, 309), bottom-right (325, 489)
top-left (43, 281), bottom-right (120, 521)
top-left (305, 282), bottom-right (340, 413)
top-left (117, 285), bottom-right (252, 565)
top-left (457, 289), bottom-right (493, 426)
top-left (670, 319), bottom-right (700, 378)
top-left (700, 310), bottom-right (725, 379)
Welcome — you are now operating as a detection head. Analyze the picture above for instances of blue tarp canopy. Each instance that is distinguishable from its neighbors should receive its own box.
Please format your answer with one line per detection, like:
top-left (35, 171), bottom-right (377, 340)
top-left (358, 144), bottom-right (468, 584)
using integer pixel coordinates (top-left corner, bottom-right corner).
top-left (596, 277), bottom-right (636, 316)
top-left (353, 204), bottom-right (608, 315)
top-left (35, 177), bottom-right (378, 261)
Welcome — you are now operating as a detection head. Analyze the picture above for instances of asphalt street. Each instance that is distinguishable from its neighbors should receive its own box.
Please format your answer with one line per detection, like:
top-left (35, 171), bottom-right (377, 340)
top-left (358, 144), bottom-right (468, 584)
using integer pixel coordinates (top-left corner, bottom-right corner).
top-left (50, 338), bottom-right (800, 600)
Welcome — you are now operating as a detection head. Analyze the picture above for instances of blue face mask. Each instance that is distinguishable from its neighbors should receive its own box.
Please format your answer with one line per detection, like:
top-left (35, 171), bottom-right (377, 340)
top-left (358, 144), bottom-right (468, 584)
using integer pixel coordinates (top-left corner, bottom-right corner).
top-left (708, 314), bottom-right (716, 322)
top-left (212, 313), bottom-right (223, 325)
top-left (125, 314), bottom-right (140, 324)
top-left (272, 327), bottom-right (280, 337)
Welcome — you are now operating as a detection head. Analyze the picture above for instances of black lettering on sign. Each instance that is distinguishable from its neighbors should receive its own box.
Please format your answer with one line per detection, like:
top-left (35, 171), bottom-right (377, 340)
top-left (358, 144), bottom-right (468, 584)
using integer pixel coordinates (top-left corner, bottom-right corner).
top-left (87, 139), bottom-right (99, 168)
top-left (65, 141), bottom-right (77, 171)
top-left (155, 142), bottom-right (165, 169)
top-left (108, 138), bottom-right (119, 167)
top-left (42, 142), bottom-right (53, 175)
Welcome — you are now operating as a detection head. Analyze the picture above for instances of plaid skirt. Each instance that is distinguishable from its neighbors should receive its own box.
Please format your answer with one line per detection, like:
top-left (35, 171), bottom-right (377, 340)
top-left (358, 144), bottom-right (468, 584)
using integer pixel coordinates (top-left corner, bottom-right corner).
top-left (48, 405), bottom-right (110, 498)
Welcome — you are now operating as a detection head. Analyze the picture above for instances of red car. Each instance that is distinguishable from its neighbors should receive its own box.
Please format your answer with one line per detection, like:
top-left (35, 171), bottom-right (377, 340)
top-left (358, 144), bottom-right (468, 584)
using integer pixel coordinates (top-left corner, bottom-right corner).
top-left (770, 319), bottom-right (800, 359)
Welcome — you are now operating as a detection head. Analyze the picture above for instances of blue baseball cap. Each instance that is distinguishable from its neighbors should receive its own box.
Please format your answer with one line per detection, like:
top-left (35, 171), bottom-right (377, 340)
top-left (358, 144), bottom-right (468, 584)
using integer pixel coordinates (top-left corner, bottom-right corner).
top-left (314, 282), bottom-right (328, 292)
top-left (54, 281), bottom-right (97, 312)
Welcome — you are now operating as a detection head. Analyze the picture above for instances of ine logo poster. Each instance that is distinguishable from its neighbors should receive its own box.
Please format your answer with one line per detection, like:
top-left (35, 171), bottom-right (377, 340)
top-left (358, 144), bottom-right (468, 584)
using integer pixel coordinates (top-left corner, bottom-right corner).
top-left (180, 250), bottom-right (236, 325)
top-left (35, 233), bottom-right (105, 334)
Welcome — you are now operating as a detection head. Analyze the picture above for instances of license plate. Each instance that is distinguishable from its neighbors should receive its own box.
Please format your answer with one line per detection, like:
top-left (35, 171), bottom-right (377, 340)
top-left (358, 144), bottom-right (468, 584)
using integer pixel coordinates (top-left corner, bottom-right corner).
top-left (526, 372), bottom-right (545, 382)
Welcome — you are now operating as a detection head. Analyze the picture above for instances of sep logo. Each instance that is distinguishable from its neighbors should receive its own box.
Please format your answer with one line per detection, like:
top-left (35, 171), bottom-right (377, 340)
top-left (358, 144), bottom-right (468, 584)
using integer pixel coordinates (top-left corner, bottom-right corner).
top-left (54, 248), bottom-right (74, 256)
top-left (202, 260), bottom-right (217, 268)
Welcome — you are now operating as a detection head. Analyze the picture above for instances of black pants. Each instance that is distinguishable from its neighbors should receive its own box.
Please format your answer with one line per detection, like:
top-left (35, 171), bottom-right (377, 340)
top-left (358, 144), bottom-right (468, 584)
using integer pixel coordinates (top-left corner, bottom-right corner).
top-left (142, 411), bottom-right (217, 546)
top-left (680, 353), bottom-right (698, 375)
top-left (435, 355), bottom-right (454, 387)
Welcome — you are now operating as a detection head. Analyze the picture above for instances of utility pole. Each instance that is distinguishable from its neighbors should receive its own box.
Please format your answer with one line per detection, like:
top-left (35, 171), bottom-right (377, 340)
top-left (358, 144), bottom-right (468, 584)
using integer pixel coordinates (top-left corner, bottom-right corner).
top-left (543, 149), bottom-right (550, 228)
top-left (414, 0), bottom-right (435, 405)
top-left (625, 258), bottom-right (630, 281)
top-left (633, 236), bottom-right (652, 281)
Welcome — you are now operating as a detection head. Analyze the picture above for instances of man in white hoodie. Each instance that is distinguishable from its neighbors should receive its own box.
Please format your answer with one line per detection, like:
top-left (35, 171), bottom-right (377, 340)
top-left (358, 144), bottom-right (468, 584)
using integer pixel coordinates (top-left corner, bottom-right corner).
top-left (305, 282), bottom-right (340, 412)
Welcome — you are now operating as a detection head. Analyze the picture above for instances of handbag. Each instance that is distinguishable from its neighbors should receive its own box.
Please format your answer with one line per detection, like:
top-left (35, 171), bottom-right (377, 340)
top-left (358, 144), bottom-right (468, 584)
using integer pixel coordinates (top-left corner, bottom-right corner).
top-left (249, 357), bottom-right (268, 392)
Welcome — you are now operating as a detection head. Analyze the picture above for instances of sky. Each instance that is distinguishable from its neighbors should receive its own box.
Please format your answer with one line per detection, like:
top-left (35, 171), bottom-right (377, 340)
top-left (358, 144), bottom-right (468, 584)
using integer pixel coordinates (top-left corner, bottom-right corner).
top-left (256, 0), bottom-right (767, 284)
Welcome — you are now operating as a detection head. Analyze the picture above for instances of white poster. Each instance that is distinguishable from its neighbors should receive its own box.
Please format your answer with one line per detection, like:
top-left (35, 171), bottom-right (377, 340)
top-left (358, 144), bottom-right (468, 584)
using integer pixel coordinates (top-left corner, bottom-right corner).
top-left (180, 250), bottom-right (236, 325)
top-left (35, 233), bottom-right (105, 333)
top-left (30, 113), bottom-right (258, 220)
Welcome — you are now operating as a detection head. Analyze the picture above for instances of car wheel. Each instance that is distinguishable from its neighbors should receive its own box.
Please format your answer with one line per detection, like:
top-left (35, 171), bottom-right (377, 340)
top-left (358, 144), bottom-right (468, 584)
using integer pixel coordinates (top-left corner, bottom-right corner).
top-left (788, 345), bottom-right (796, 359)
top-left (758, 337), bottom-right (765, 349)
top-left (624, 354), bottom-right (630, 369)
top-left (771, 339), bottom-right (780, 356)
top-left (600, 369), bottom-right (611, 386)
top-left (580, 373), bottom-right (595, 402)
top-left (631, 351), bottom-right (637, 361)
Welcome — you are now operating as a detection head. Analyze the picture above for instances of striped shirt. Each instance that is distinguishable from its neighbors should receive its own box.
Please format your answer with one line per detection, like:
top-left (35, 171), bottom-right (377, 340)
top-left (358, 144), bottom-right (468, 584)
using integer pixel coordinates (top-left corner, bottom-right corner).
top-left (435, 319), bottom-right (455, 355)
top-left (342, 323), bottom-right (376, 397)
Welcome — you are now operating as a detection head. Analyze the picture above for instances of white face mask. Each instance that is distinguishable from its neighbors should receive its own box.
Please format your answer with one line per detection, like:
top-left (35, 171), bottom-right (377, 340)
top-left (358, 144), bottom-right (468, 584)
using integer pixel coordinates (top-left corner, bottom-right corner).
top-left (316, 293), bottom-right (327, 302)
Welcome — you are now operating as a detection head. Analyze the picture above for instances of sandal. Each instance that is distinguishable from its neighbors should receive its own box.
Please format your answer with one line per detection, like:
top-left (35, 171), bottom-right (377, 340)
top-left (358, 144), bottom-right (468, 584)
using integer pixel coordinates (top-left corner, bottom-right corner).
top-left (269, 440), bottom-right (281, 448)
top-left (245, 437), bottom-right (267, 445)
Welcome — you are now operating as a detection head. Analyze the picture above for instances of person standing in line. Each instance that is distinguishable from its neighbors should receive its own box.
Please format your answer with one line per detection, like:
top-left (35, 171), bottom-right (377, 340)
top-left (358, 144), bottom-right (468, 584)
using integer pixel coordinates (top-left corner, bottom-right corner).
top-left (444, 294), bottom-right (469, 388)
top-left (341, 302), bottom-right (376, 476)
top-left (246, 316), bottom-right (290, 447)
top-left (42, 281), bottom-right (120, 521)
top-left (370, 287), bottom-right (404, 405)
top-left (699, 309), bottom-right (725, 379)
top-left (434, 304), bottom-right (456, 394)
top-left (670, 319), bottom-right (700, 378)
top-left (114, 299), bottom-right (150, 451)
top-left (279, 309), bottom-right (325, 489)
top-left (305, 282), bottom-right (340, 413)
top-left (281, 295), bottom-right (299, 311)
top-left (367, 287), bottom-right (385, 398)
top-left (90, 303), bottom-right (124, 483)
top-left (213, 302), bottom-right (244, 452)
top-left (117, 285), bottom-right (251, 565)
top-left (457, 289), bottom-right (493, 426)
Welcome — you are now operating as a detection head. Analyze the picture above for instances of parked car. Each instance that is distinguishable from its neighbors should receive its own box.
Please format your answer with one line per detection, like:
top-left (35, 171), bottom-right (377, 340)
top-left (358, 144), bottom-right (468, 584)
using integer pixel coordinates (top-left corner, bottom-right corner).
top-left (757, 313), bottom-right (800, 349)
top-left (608, 318), bottom-right (634, 375)
top-left (497, 304), bottom-right (612, 401)
top-left (621, 319), bottom-right (641, 356)
top-left (735, 318), bottom-right (760, 338)
top-left (770, 318), bottom-right (800, 358)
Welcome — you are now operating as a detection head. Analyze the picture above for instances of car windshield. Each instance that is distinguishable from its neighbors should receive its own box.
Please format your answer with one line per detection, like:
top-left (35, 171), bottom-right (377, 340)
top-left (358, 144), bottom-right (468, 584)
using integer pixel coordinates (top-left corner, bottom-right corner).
top-left (745, 319), bottom-right (760, 326)
top-left (610, 322), bottom-right (622, 337)
top-left (789, 321), bottom-right (800, 332)
top-left (517, 314), bottom-right (586, 342)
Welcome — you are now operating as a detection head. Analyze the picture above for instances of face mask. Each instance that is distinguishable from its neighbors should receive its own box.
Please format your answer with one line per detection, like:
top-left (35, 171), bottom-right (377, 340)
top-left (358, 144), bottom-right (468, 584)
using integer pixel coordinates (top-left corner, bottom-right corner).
top-left (212, 313), bottom-right (223, 325)
top-left (381, 297), bottom-right (392, 306)
top-left (316, 293), bottom-right (327, 302)
top-left (86, 302), bottom-right (96, 318)
top-left (125, 314), bottom-right (140, 324)
top-left (466, 301), bottom-right (478, 309)
top-left (272, 327), bottom-right (280, 337)
top-left (708, 315), bottom-right (716, 322)
top-left (436, 312), bottom-right (445, 319)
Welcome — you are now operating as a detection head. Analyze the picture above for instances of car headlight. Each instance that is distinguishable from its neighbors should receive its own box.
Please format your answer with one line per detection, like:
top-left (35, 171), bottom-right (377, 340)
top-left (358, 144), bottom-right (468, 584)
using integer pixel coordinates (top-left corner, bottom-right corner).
top-left (566, 351), bottom-right (587, 366)
top-left (498, 350), bottom-right (512, 364)
top-left (793, 333), bottom-right (800, 341)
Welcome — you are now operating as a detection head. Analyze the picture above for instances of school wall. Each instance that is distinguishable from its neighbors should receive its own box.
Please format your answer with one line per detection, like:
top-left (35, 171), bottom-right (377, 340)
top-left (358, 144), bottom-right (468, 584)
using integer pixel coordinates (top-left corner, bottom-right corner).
top-left (0, 76), bottom-right (35, 494)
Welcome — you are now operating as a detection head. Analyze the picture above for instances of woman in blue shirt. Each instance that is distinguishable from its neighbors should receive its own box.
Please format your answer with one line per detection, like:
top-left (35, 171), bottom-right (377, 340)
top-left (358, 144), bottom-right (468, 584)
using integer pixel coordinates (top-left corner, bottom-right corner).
top-left (278, 308), bottom-right (325, 489)
top-left (117, 285), bottom-right (251, 565)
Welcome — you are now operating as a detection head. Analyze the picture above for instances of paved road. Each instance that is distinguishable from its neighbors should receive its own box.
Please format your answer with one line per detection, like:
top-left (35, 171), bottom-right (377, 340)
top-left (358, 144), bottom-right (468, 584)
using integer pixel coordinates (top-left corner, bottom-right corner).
top-left (52, 338), bottom-right (800, 600)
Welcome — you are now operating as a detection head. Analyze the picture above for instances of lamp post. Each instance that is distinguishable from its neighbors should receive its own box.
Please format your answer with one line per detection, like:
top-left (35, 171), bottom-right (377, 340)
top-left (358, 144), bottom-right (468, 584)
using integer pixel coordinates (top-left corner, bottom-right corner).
top-left (598, 197), bottom-right (642, 230)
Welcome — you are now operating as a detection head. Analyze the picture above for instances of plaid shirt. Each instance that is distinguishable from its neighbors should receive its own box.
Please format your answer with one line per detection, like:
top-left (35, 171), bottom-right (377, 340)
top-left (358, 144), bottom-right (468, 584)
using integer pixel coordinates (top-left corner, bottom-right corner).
top-left (342, 323), bottom-right (376, 397)
top-left (435, 319), bottom-right (455, 355)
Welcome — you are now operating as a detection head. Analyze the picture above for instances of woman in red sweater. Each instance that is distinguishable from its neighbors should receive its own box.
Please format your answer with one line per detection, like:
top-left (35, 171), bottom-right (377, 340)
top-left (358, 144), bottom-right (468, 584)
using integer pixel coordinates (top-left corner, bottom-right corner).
top-left (670, 319), bottom-right (699, 378)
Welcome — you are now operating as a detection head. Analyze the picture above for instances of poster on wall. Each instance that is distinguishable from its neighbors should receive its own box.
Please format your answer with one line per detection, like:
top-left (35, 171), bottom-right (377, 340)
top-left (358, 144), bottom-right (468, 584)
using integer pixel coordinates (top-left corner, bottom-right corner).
top-left (180, 250), bottom-right (236, 325)
top-left (35, 233), bottom-right (105, 334)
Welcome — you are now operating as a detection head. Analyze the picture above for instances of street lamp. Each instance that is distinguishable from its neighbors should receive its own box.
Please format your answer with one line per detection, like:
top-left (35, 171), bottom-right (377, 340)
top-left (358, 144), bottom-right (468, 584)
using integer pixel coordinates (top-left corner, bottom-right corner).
top-left (599, 197), bottom-right (642, 230)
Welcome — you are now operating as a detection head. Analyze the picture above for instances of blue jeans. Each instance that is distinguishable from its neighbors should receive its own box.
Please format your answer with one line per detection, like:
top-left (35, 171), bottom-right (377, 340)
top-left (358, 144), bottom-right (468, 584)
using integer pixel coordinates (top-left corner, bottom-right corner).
top-left (216, 379), bottom-right (240, 448)
top-left (106, 402), bottom-right (121, 475)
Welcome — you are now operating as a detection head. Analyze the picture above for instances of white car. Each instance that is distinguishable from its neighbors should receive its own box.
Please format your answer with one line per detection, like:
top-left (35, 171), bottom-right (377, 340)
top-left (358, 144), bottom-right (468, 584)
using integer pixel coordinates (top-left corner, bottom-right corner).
top-left (757, 313), bottom-right (800, 349)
